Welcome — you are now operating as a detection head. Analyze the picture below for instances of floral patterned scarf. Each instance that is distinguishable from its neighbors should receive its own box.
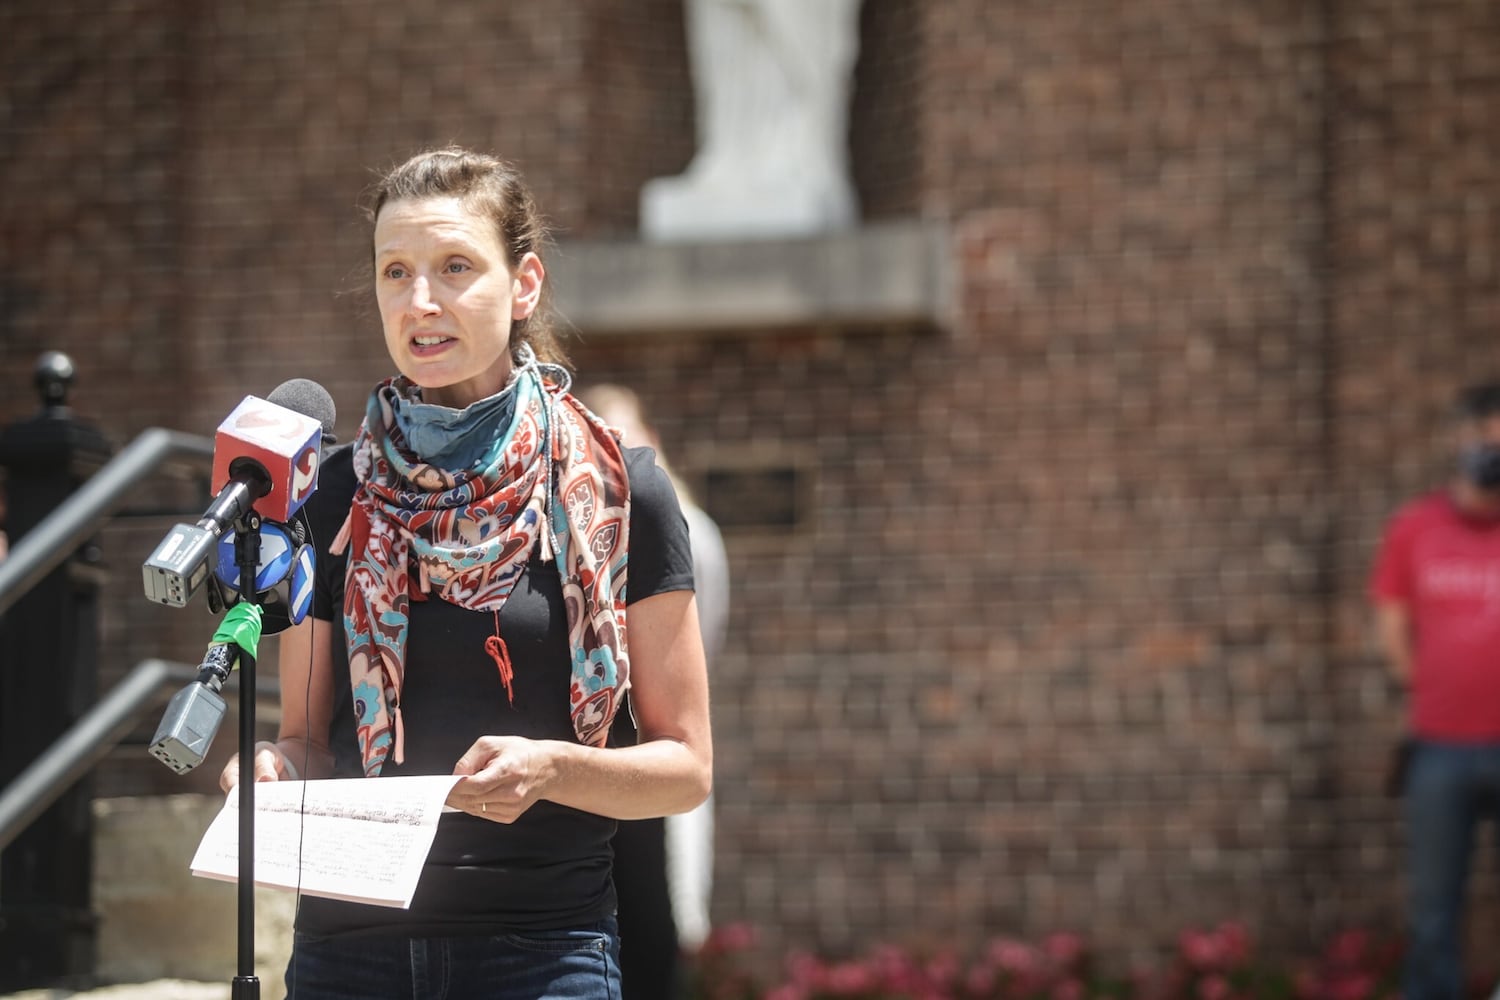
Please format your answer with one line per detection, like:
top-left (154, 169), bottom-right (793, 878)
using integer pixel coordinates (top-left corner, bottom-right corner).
top-left (338, 351), bottom-right (630, 776)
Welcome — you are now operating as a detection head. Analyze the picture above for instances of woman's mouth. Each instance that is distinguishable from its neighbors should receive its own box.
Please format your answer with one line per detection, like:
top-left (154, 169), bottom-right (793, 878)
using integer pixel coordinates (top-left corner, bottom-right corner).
top-left (411, 334), bottom-right (453, 356)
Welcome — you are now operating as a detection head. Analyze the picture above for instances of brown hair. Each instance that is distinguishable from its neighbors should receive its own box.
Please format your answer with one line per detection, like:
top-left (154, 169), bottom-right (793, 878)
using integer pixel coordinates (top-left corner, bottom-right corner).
top-left (364, 146), bottom-right (570, 369)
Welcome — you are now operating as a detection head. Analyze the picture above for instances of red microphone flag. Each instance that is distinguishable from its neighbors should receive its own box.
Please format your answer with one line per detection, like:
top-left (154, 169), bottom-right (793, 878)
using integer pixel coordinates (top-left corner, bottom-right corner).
top-left (211, 395), bottom-right (323, 522)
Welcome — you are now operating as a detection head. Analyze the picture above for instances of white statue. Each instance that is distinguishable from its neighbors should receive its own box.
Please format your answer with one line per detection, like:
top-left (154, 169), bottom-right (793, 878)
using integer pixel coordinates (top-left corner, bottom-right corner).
top-left (641, 0), bottom-right (865, 241)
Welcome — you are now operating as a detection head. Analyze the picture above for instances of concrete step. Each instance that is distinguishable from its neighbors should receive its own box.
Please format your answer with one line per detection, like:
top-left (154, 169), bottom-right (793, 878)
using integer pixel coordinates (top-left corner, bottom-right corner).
top-left (3, 795), bottom-right (295, 1000)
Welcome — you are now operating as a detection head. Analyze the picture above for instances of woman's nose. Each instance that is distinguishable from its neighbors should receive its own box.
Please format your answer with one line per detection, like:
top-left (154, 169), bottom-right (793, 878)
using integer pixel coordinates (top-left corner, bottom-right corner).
top-left (408, 275), bottom-right (440, 316)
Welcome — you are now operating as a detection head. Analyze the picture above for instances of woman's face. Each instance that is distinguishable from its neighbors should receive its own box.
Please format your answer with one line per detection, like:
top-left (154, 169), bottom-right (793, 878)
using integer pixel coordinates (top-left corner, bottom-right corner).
top-left (373, 195), bottom-right (544, 408)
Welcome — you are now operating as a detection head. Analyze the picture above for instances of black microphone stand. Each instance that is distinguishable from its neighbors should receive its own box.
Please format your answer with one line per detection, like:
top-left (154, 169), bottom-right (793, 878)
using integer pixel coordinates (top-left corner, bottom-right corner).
top-left (231, 510), bottom-right (263, 1000)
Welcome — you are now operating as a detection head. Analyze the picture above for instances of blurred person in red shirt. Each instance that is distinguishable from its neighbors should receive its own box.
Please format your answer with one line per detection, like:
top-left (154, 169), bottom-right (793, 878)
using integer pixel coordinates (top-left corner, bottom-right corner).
top-left (1371, 381), bottom-right (1500, 1000)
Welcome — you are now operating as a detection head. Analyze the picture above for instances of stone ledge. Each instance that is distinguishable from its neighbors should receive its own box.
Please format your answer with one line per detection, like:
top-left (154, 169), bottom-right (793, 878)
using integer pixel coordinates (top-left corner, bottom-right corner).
top-left (91, 795), bottom-right (294, 989)
top-left (549, 219), bottom-right (953, 336)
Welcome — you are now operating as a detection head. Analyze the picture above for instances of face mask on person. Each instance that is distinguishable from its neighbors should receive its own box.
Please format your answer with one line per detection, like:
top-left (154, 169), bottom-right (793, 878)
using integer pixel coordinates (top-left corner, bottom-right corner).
top-left (1460, 443), bottom-right (1500, 491)
top-left (394, 382), bottom-right (518, 469)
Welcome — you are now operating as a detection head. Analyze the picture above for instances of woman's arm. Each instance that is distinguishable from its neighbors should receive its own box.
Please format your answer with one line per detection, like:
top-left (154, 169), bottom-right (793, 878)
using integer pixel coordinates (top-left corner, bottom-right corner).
top-left (448, 588), bottom-right (712, 822)
top-left (219, 616), bottom-right (339, 790)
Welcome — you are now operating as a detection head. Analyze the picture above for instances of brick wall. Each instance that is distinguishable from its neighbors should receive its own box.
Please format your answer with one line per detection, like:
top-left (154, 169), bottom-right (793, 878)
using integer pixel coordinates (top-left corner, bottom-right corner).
top-left (900, 0), bottom-right (1336, 960)
top-left (3, 0), bottom-right (1500, 973)
top-left (0, 0), bottom-right (190, 431)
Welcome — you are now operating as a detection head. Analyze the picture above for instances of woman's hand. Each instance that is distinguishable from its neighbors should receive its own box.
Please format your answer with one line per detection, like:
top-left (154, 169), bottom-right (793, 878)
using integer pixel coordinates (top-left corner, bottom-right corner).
top-left (219, 740), bottom-right (300, 793)
top-left (443, 591), bottom-right (712, 824)
top-left (449, 735), bottom-right (557, 823)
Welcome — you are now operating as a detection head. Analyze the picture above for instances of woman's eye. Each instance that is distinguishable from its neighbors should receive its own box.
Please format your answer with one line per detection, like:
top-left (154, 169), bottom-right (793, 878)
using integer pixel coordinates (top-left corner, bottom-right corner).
top-left (445, 261), bottom-right (469, 274)
top-left (383, 265), bottom-right (407, 280)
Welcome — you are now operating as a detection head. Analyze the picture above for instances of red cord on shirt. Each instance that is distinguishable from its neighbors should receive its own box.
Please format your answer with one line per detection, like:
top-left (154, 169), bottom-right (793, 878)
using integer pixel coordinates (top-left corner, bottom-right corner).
top-left (486, 609), bottom-right (516, 705)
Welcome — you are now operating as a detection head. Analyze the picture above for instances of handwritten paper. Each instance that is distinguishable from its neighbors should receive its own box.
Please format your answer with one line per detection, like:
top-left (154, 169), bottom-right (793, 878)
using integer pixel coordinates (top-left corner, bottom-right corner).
top-left (190, 775), bottom-right (463, 909)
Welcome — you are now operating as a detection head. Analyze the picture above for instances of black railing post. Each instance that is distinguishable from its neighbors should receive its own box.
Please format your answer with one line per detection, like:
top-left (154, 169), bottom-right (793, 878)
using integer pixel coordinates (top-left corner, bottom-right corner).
top-left (0, 351), bottom-right (114, 990)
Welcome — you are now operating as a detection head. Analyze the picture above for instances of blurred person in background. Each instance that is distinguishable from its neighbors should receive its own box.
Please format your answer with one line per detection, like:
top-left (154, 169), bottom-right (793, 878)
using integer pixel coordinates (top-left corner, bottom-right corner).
top-left (578, 384), bottom-right (730, 1000)
top-left (220, 147), bottom-right (712, 1000)
top-left (1370, 381), bottom-right (1500, 1000)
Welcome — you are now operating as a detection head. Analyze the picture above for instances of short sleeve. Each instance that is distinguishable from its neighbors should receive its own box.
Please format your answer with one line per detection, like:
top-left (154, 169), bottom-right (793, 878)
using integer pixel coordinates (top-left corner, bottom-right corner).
top-left (622, 446), bottom-right (695, 604)
top-left (1370, 503), bottom-right (1418, 605)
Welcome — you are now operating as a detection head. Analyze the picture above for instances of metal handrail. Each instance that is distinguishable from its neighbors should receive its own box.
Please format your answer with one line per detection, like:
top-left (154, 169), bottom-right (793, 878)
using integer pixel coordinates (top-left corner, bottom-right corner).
top-left (0, 427), bottom-right (214, 616)
top-left (0, 424), bottom-right (248, 853)
top-left (0, 659), bottom-right (281, 851)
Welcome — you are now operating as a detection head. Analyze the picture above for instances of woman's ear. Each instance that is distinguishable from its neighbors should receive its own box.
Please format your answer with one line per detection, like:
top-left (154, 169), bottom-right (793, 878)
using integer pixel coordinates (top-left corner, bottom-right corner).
top-left (512, 252), bottom-right (545, 320)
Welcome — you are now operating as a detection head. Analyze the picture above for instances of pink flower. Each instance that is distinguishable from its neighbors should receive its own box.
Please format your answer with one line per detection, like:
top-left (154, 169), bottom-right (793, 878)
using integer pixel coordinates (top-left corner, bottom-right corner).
top-left (926, 949), bottom-right (963, 987)
top-left (1329, 974), bottom-right (1376, 1000)
top-left (1325, 929), bottom-right (1371, 969)
top-left (1197, 974), bottom-right (1231, 1000)
top-left (988, 939), bottom-right (1040, 976)
top-left (826, 961), bottom-right (875, 994)
top-left (1216, 923), bottom-right (1251, 964)
top-left (710, 921), bottom-right (759, 953)
top-left (871, 943), bottom-right (919, 981)
top-left (1052, 977), bottom-right (1086, 1000)
top-left (764, 987), bottom-right (806, 1000)
top-left (1044, 932), bottom-right (1087, 969)
top-left (1179, 929), bottom-right (1225, 971)
top-left (785, 952), bottom-right (826, 988)
top-left (965, 964), bottom-right (998, 995)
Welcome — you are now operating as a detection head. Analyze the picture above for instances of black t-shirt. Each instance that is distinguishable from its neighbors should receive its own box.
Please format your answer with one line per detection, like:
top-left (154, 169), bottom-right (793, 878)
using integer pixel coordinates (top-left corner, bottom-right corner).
top-left (291, 442), bottom-right (694, 938)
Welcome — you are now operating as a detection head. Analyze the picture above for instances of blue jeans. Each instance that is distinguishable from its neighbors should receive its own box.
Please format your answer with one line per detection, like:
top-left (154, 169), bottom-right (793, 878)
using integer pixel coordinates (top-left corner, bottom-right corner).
top-left (285, 919), bottom-right (621, 1000)
top-left (1404, 741), bottom-right (1500, 1000)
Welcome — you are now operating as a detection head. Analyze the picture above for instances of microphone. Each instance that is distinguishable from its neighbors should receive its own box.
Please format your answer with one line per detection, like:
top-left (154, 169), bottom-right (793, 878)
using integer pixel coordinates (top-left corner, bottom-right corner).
top-left (148, 603), bottom-right (264, 774)
top-left (208, 517), bottom-right (317, 630)
top-left (142, 379), bottom-right (336, 609)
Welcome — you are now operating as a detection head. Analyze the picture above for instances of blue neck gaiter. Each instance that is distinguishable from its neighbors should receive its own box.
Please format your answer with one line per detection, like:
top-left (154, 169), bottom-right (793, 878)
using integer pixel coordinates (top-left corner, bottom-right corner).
top-left (392, 381), bottom-right (518, 469)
